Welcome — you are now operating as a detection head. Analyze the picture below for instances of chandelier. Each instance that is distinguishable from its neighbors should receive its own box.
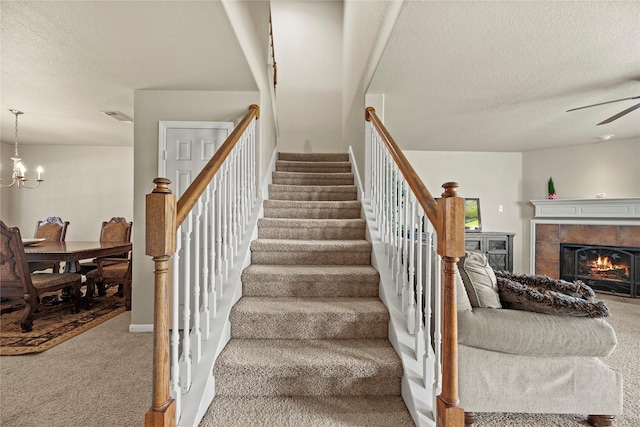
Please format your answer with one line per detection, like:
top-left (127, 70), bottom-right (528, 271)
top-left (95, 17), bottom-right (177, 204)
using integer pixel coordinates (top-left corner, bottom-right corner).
top-left (1, 109), bottom-right (44, 189)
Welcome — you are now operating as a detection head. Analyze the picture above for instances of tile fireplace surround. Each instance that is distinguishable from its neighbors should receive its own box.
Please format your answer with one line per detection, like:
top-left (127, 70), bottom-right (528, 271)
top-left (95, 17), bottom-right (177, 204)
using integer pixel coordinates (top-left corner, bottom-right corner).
top-left (530, 198), bottom-right (640, 280)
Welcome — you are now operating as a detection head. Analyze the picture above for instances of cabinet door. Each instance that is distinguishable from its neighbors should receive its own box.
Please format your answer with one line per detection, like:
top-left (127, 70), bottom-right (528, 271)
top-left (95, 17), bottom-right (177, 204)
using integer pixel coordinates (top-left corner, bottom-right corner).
top-left (464, 237), bottom-right (482, 252)
top-left (486, 252), bottom-right (508, 271)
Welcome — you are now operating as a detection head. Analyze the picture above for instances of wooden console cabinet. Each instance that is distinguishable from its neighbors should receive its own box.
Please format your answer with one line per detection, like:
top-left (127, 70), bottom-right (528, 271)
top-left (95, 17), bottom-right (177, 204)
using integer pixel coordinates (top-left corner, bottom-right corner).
top-left (464, 231), bottom-right (515, 272)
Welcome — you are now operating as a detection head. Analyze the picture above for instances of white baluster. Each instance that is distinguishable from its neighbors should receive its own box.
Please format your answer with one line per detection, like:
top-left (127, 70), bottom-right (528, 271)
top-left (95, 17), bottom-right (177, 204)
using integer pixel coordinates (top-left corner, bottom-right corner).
top-left (424, 230), bottom-right (437, 391)
top-left (433, 251), bottom-right (443, 397)
top-left (415, 212), bottom-right (425, 361)
top-left (215, 173), bottom-right (224, 295)
top-left (170, 225), bottom-right (182, 418)
top-left (395, 173), bottom-right (402, 296)
top-left (191, 201), bottom-right (202, 363)
top-left (201, 187), bottom-right (211, 336)
top-left (180, 214), bottom-right (192, 393)
top-left (222, 163), bottom-right (230, 281)
top-left (407, 193), bottom-right (416, 334)
top-left (209, 178), bottom-right (218, 317)
top-left (231, 149), bottom-right (239, 259)
top-left (402, 180), bottom-right (410, 311)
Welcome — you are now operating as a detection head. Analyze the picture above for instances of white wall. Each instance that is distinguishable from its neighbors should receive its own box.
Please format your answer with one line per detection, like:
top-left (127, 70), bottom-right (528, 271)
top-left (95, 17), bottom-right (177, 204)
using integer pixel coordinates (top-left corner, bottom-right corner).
top-left (0, 143), bottom-right (133, 239)
top-left (344, 0), bottom-right (405, 183)
top-left (221, 0), bottom-right (278, 183)
top-left (271, 1), bottom-right (343, 153)
top-left (522, 137), bottom-right (640, 200)
top-left (405, 150), bottom-right (524, 272)
top-left (132, 90), bottom-right (260, 326)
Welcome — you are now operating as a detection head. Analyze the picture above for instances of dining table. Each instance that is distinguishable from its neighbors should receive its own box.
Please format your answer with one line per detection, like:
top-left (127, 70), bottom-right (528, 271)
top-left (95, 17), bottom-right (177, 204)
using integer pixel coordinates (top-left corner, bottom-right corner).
top-left (23, 240), bottom-right (132, 273)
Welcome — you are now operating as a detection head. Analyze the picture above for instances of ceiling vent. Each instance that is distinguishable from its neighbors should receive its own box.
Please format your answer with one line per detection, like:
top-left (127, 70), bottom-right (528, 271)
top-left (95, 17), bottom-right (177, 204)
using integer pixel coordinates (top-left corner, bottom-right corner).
top-left (102, 111), bottom-right (133, 123)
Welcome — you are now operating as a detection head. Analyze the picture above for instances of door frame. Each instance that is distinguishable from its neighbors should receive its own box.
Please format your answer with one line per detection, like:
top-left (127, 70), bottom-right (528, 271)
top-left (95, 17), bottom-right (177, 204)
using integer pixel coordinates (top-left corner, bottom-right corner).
top-left (157, 121), bottom-right (235, 177)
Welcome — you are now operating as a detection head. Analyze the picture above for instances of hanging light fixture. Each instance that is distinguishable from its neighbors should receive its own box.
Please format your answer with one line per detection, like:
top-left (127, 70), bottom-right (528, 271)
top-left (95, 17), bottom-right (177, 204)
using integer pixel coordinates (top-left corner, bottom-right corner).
top-left (1, 109), bottom-right (44, 189)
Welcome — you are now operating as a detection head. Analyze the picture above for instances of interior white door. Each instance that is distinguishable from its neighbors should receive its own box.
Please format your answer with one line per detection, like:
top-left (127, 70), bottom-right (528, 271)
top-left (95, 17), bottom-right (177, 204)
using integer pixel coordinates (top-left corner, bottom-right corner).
top-left (158, 121), bottom-right (234, 197)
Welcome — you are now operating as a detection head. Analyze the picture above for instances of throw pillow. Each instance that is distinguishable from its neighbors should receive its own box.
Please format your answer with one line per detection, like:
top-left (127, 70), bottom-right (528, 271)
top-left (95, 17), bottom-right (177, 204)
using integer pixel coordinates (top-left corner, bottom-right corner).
top-left (457, 252), bottom-right (502, 308)
top-left (495, 271), bottom-right (609, 318)
top-left (455, 270), bottom-right (473, 312)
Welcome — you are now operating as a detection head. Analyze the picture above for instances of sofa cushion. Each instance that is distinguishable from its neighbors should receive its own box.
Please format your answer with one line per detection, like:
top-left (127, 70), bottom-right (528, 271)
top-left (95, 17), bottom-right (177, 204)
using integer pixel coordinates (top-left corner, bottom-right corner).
top-left (455, 271), bottom-right (473, 312)
top-left (495, 271), bottom-right (609, 318)
top-left (457, 252), bottom-right (501, 308)
top-left (458, 307), bottom-right (617, 357)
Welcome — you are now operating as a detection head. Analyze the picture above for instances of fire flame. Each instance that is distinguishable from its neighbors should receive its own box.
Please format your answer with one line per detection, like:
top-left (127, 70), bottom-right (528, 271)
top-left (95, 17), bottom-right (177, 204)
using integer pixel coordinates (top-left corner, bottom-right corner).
top-left (588, 254), bottom-right (629, 278)
top-left (594, 255), bottom-right (614, 270)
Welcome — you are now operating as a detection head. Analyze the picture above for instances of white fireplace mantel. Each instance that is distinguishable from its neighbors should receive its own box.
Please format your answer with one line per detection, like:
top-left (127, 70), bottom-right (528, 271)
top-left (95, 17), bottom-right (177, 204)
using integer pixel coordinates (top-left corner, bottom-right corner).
top-left (530, 198), bottom-right (640, 219)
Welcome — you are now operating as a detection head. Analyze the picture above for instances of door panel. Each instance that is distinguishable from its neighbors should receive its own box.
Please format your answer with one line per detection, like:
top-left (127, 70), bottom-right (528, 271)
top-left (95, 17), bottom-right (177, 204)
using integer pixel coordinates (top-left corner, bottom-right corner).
top-left (158, 121), bottom-right (234, 197)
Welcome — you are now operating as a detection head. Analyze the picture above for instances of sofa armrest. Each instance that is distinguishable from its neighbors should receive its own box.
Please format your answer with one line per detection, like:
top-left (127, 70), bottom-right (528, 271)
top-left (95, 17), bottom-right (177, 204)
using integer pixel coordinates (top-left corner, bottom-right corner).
top-left (458, 307), bottom-right (617, 357)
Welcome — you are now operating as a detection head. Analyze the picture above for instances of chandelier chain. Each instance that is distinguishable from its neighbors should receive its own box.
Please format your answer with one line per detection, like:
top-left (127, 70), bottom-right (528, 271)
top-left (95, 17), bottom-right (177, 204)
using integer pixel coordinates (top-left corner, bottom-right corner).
top-left (14, 110), bottom-right (20, 158)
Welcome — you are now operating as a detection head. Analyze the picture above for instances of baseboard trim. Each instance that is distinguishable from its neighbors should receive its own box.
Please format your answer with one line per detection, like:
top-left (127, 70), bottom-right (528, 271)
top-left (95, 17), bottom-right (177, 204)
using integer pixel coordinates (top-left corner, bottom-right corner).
top-left (129, 323), bottom-right (153, 333)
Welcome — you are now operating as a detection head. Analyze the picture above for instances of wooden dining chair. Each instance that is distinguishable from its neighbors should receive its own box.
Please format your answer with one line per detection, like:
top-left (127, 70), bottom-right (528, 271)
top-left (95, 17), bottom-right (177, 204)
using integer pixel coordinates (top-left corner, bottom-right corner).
top-left (80, 217), bottom-right (132, 274)
top-left (0, 221), bottom-right (82, 332)
top-left (81, 218), bottom-right (132, 310)
top-left (29, 216), bottom-right (69, 273)
top-left (85, 251), bottom-right (132, 310)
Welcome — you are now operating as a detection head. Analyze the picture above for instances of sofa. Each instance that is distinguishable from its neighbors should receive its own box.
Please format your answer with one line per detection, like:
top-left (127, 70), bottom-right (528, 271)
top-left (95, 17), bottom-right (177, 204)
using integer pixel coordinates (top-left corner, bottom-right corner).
top-left (455, 252), bottom-right (623, 427)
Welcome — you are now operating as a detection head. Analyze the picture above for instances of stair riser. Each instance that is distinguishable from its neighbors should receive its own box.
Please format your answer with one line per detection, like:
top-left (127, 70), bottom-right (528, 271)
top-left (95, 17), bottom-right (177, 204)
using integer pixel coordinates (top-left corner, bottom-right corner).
top-left (214, 376), bottom-right (402, 397)
top-left (231, 316), bottom-right (388, 339)
top-left (263, 200), bottom-right (362, 219)
top-left (258, 227), bottom-right (364, 240)
top-left (269, 191), bottom-right (357, 201)
top-left (263, 207), bottom-right (361, 219)
top-left (242, 281), bottom-right (379, 298)
top-left (252, 251), bottom-right (370, 265)
top-left (276, 165), bottom-right (352, 173)
top-left (278, 153), bottom-right (350, 162)
top-left (272, 176), bottom-right (355, 186)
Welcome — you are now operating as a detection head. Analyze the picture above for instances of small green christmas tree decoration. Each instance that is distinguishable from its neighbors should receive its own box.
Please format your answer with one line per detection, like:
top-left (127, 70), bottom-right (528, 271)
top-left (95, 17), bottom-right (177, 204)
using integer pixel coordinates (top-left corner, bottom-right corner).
top-left (548, 177), bottom-right (556, 199)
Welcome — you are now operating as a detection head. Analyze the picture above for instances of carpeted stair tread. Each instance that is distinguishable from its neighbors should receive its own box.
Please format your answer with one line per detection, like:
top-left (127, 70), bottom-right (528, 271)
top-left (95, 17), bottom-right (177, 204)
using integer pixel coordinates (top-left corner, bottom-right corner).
top-left (263, 200), bottom-right (361, 219)
top-left (272, 171), bottom-right (354, 186)
top-left (241, 265), bottom-right (380, 297)
top-left (251, 239), bottom-right (371, 265)
top-left (278, 152), bottom-right (350, 162)
top-left (275, 160), bottom-right (352, 173)
top-left (258, 218), bottom-right (365, 240)
top-left (268, 184), bottom-right (357, 201)
top-left (214, 339), bottom-right (403, 390)
top-left (201, 395), bottom-right (415, 427)
top-left (230, 297), bottom-right (389, 339)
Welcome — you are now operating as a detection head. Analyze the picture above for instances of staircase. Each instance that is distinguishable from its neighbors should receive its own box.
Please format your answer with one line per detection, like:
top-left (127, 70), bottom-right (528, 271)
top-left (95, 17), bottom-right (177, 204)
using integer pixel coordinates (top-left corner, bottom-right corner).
top-left (200, 152), bottom-right (414, 426)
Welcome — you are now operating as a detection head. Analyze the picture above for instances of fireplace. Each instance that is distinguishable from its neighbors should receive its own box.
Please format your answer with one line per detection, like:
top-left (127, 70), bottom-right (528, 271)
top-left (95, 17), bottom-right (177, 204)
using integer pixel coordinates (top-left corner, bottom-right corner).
top-left (560, 243), bottom-right (640, 297)
top-left (530, 198), bottom-right (640, 295)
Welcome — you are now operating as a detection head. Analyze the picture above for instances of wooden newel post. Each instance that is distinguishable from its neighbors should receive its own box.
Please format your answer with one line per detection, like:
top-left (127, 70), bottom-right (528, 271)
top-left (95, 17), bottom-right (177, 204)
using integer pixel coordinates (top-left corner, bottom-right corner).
top-left (436, 182), bottom-right (465, 427)
top-left (145, 178), bottom-right (177, 427)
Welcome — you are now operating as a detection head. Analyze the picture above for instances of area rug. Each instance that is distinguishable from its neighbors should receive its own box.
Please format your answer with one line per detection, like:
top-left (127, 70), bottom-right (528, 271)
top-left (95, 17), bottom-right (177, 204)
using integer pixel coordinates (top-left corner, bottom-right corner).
top-left (0, 291), bottom-right (126, 356)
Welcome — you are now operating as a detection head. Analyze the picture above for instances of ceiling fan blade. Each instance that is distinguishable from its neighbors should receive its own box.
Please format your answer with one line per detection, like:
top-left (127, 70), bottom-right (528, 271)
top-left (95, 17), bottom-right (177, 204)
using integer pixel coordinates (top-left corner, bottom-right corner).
top-left (566, 95), bottom-right (640, 112)
top-left (597, 102), bottom-right (640, 125)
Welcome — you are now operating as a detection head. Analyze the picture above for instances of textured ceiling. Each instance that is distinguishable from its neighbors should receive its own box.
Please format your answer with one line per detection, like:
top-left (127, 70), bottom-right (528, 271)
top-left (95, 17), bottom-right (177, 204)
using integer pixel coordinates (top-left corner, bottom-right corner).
top-left (369, 1), bottom-right (640, 152)
top-left (0, 1), bottom-right (256, 147)
top-left (1, 1), bottom-right (639, 153)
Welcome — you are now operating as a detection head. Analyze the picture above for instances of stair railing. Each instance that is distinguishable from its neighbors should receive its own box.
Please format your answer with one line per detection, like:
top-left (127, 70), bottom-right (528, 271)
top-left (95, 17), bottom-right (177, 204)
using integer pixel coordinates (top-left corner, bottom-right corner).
top-left (145, 104), bottom-right (260, 427)
top-left (365, 107), bottom-right (465, 427)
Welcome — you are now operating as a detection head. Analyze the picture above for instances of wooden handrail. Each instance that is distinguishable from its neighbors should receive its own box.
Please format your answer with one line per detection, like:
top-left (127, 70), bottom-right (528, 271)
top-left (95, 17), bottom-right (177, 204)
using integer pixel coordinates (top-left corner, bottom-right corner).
top-left (366, 107), bottom-right (465, 427)
top-left (365, 107), bottom-right (439, 227)
top-left (176, 104), bottom-right (260, 227)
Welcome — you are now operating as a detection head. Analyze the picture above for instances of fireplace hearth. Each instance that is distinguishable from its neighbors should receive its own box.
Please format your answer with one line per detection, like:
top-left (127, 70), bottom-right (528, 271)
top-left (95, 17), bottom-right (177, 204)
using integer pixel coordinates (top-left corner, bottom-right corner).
top-left (560, 243), bottom-right (640, 297)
